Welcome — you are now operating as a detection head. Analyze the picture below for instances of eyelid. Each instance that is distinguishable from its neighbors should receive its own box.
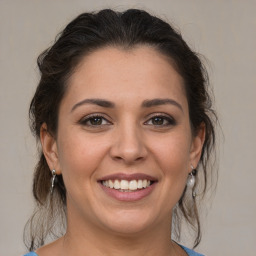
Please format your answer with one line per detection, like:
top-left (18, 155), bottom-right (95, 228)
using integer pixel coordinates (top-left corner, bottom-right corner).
top-left (77, 112), bottom-right (175, 127)
top-left (78, 113), bottom-right (112, 126)
top-left (144, 113), bottom-right (176, 126)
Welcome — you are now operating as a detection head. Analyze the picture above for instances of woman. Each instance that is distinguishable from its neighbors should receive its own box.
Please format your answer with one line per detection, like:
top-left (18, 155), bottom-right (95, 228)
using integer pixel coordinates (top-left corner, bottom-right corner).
top-left (23, 9), bottom-right (217, 256)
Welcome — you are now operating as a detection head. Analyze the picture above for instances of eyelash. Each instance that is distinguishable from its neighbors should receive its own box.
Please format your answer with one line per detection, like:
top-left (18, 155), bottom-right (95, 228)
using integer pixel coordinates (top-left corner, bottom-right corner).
top-left (144, 114), bottom-right (176, 127)
top-left (79, 114), bottom-right (111, 127)
top-left (78, 113), bottom-right (176, 128)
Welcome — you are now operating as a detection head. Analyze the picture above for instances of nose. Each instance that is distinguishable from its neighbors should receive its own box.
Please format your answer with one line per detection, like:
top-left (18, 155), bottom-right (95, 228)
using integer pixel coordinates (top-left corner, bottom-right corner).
top-left (110, 122), bottom-right (147, 165)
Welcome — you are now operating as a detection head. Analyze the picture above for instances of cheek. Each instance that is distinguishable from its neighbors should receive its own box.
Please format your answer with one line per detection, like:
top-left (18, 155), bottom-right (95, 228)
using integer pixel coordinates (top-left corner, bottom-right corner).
top-left (151, 133), bottom-right (191, 166)
top-left (149, 132), bottom-right (191, 189)
top-left (57, 130), bottom-right (108, 181)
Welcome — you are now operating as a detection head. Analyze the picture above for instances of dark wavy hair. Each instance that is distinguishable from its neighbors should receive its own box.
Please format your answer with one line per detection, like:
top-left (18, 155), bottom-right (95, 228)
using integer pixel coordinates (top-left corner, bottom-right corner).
top-left (24, 8), bottom-right (217, 251)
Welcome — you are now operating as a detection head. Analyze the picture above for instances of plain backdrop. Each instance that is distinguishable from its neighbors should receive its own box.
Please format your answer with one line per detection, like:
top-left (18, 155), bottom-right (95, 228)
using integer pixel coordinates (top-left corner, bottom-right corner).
top-left (0, 1), bottom-right (256, 255)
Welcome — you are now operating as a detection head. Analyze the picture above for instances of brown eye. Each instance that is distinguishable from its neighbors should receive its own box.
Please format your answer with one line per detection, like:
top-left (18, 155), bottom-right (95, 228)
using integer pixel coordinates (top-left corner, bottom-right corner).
top-left (89, 117), bottom-right (103, 125)
top-left (152, 116), bottom-right (165, 125)
top-left (79, 115), bottom-right (111, 127)
top-left (145, 114), bottom-right (176, 127)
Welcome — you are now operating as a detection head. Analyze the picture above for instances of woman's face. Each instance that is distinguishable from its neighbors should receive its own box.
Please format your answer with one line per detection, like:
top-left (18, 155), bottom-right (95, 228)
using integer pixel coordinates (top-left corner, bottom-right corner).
top-left (42, 46), bottom-right (204, 235)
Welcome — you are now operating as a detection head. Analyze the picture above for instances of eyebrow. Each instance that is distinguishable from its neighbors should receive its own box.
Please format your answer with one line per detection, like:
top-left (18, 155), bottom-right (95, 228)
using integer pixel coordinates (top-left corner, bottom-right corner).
top-left (71, 98), bottom-right (115, 112)
top-left (142, 98), bottom-right (183, 112)
top-left (71, 98), bottom-right (183, 112)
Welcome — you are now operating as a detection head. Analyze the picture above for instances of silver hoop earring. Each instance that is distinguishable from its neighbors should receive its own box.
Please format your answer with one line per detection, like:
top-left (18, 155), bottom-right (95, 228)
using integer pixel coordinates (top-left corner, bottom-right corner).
top-left (50, 169), bottom-right (56, 194)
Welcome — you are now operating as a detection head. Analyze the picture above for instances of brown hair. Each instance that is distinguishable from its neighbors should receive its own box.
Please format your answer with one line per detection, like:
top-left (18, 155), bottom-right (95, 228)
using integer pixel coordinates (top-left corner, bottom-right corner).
top-left (24, 8), bottom-right (217, 251)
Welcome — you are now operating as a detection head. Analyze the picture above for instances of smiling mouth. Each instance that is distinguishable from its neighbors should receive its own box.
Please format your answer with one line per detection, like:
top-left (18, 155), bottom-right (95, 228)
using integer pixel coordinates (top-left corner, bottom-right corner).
top-left (101, 179), bottom-right (154, 192)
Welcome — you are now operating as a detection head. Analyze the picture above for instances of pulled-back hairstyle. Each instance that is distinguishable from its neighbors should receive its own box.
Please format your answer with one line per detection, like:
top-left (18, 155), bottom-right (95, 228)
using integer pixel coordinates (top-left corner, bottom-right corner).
top-left (24, 8), bottom-right (217, 251)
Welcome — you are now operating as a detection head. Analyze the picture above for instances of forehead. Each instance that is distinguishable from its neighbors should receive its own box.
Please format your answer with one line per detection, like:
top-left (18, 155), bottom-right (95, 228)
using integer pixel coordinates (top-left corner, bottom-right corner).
top-left (64, 46), bottom-right (187, 108)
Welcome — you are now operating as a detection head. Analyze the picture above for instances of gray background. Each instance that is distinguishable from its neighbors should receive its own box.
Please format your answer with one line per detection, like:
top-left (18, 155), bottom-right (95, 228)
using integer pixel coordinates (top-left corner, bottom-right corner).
top-left (0, 0), bottom-right (255, 255)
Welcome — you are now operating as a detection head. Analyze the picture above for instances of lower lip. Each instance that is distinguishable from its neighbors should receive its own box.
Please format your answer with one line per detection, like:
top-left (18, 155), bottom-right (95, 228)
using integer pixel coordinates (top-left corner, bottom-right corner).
top-left (99, 182), bottom-right (157, 201)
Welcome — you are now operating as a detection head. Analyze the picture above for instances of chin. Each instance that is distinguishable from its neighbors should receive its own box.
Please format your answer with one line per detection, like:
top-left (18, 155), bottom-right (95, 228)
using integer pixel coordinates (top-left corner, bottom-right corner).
top-left (97, 208), bottom-right (160, 235)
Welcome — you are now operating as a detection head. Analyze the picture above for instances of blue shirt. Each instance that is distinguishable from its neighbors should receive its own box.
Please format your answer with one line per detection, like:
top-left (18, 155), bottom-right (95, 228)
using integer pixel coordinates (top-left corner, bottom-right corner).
top-left (181, 245), bottom-right (204, 256)
top-left (23, 245), bottom-right (204, 256)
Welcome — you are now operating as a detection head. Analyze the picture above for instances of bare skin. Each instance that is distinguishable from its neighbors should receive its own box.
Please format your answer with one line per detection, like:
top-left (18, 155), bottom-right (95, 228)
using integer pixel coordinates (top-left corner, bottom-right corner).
top-left (38, 46), bottom-right (205, 256)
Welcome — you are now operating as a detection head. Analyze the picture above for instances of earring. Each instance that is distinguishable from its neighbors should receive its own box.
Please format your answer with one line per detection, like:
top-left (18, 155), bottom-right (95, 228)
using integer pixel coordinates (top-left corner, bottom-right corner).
top-left (50, 169), bottom-right (56, 194)
top-left (187, 165), bottom-right (197, 198)
top-left (187, 172), bottom-right (195, 188)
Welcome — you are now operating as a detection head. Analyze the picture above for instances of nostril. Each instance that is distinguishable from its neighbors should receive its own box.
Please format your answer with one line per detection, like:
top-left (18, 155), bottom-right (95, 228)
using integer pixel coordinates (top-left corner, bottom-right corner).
top-left (135, 156), bottom-right (144, 161)
top-left (112, 155), bottom-right (145, 163)
top-left (114, 156), bottom-right (123, 160)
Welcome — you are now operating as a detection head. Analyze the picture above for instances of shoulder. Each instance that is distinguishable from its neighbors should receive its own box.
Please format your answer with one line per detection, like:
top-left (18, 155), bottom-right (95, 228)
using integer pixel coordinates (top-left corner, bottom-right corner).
top-left (180, 245), bottom-right (205, 256)
top-left (23, 237), bottom-right (63, 256)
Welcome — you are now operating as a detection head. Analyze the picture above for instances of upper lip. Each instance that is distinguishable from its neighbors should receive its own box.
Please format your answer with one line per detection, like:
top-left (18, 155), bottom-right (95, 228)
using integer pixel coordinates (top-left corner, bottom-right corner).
top-left (99, 173), bottom-right (158, 182)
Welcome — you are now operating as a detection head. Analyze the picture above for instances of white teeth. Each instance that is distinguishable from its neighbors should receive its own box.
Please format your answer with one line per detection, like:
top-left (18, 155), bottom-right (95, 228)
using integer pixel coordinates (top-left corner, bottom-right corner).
top-left (102, 179), bottom-right (152, 191)
top-left (114, 180), bottom-right (120, 189)
top-left (137, 180), bottom-right (143, 189)
top-left (120, 180), bottom-right (129, 190)
top-left (129, 180), bottom-right (137, 190)
top-left (109, 180), bottom-right (114, 188)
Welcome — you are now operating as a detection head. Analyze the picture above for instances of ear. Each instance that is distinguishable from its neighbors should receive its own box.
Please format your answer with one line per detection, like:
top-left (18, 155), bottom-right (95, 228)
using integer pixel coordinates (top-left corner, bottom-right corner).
top-left (189, 123), bottom-right (206, 170)
top-left (40, 123), bottom-right (61, 174)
